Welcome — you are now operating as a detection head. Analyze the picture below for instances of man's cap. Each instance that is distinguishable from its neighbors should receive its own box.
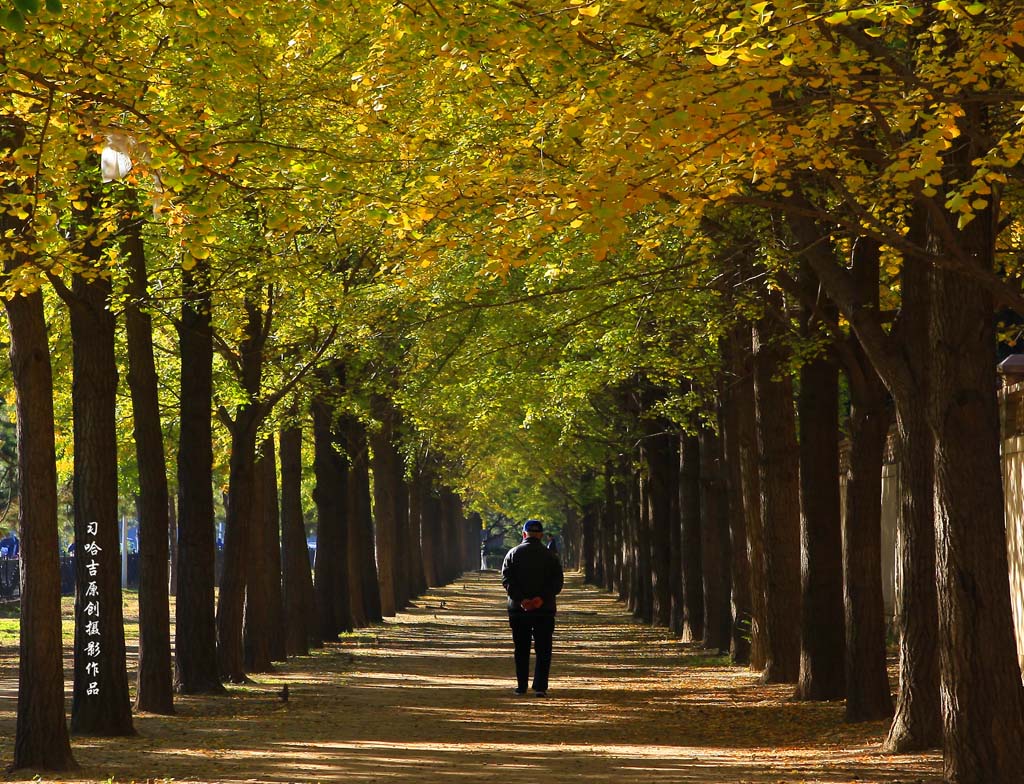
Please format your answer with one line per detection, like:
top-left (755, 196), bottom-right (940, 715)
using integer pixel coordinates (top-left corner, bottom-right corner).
top-left (523, 519), bottom-right (543, 534)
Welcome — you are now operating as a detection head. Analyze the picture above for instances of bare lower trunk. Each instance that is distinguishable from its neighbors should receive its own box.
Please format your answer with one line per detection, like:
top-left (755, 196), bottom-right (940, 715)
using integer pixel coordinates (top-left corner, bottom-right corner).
top-left (419, 467), bottom-right (443, 588)
top-left (737, 376), bottom-right (770, 671)
top-left (885, 242), bottom-right (942, 753)
top-left (679, 433), bottom-right (704, 642)
top-left (174, 260), bottom-right (222, 694)
top-left (645, 419), bottom-right (677, 628)
top-left (795, 353), bottom-right (845, 701)
top-left (699, 427), bottom-right (732, 654)
top-left (218, 410), bottom-right (259, 681)
top-left (752, 315), bottom-right (801, 684)
top-left (370, 399), bottom-right (404, 616)
top-left (733, 340), bottom-right (767, 671)
top-left (262, 440), bottom-right (286, 661)
top-left (2, 185), bottom-right (76, 768)
top-left (312, 397), bottom-right (351, 639)
top-left (168, 495), bottom-right (178, 599)
top-left (928, 195), bottom-right (1024, 782)
top-left (68, 268), bottom-right (134, 736)
top-left (406, 465), bottom-right (428, 596)
top-left (635, 466), bottom-right (653, 623)
top-left (618, 470), bottom-right (634, 605)
top-left (346, 416), bottom-right (381, 622)
top-left (581, 498), bottom-right (596, 585)
top-left (124, 203), bottom-right (173, 715)
top-left (244, 438), bottom-right (283, 671)
top-left (720, 335), bottom-right (753, 665)
top-left (668, 444), bottom-right (685, 638)
top-left (280, 424), bottom-right (317, 655)
top-left (842, 355), bottom-right (894, 722)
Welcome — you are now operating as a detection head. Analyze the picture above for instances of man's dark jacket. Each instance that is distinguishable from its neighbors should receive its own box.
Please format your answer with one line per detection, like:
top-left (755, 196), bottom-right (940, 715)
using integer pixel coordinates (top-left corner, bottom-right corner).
top-left (501, 538), bottom-right (564, 616)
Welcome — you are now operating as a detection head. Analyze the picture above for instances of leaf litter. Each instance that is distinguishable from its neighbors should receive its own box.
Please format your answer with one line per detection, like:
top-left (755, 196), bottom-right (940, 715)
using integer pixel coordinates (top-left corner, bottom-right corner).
top-left (0, 573), bottom-right (941, 783)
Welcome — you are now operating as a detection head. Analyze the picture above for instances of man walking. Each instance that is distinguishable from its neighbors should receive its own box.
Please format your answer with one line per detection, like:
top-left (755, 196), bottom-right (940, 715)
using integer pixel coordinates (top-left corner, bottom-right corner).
top-left (501, 519), bottom-right (564, 697)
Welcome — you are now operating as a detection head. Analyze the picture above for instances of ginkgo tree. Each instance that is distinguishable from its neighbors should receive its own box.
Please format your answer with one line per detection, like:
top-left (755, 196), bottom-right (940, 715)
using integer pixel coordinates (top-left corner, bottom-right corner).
top-left (5, 1), bottom-right (1024, 782)
top-left (356, 2), bottom-right (1024, 782)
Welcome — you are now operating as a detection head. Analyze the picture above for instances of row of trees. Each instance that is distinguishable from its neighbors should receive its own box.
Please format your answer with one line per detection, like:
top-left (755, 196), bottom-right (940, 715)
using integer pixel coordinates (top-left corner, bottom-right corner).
top-left (4, 2), bottom-right (1024, 783)
top-left (1, 2), bottom-right (485, 770)
top-left (358, 4), bottom-right (1024, 782)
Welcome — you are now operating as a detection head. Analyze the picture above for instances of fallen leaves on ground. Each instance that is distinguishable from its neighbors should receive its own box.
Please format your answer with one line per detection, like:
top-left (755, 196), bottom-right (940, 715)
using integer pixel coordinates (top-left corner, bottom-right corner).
top-left (0, 573), bottom-right (942, 783)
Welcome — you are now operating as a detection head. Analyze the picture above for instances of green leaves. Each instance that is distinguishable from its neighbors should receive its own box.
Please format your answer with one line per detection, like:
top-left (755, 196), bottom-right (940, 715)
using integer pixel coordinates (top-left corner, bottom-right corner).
top-left (1, 8), bottom-right (25, 30)
top-left (2, 0), bottom-right (60, 30)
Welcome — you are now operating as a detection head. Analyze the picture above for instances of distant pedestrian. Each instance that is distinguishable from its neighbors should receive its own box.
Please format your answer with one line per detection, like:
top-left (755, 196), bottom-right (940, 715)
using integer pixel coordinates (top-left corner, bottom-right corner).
top-left (501, 519), bottom-right (564, 697)
top-left (0, 533), bottom-right (17, 558)
top-left (545, 533), bottom-right (559, 555)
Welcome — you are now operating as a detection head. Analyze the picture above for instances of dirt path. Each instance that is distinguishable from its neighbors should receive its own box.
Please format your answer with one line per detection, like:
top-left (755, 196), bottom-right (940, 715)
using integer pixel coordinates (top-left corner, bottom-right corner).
top-left (2, 571), bottom-right (942, 783)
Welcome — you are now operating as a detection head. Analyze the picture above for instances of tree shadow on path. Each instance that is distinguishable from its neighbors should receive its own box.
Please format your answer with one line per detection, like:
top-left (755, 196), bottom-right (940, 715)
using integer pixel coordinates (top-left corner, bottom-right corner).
top-left (0, 571), bottom-right (941, 783)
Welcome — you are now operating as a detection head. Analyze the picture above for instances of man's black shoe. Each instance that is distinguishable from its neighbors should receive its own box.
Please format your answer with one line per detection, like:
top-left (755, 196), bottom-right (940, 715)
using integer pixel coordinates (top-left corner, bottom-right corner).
top-left (533, 690), bottom-right (547, 697)
top-left (513, 687), bottom-right (527, 695)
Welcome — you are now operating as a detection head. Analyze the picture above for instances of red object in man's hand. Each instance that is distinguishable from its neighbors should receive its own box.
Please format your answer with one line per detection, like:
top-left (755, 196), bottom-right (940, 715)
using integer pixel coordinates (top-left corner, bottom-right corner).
top-left (520, 597), bottom-right (544, 611)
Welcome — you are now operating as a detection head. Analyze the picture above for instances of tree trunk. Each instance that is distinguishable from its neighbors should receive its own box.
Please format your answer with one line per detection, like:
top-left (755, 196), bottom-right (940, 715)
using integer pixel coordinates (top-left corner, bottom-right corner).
top-left (734, 350), bottom-right (767, 671)
top-left (312, 396), bottom-right (351, 639)
top-left (439, 490), bottom-right (463, 583)
top-left (452, 493), bottom-right (466, 580)
top-left (611, 457), bottom-right (628, 596)
top-left (594, 484), bottom-right (608, 591)
top-left (884, 244), bottom-right (942, 753)
top-left (752, 314), bottom-right (801, 684)
top-left (243, 439), bottom-right (276, 672)
top-left (420, 466), bottom-right (443, 587)
top-left (679, 433), bottom-right (704, 642)
top-left (467, 513), bottom-right (479, 573)
top-left (842, 346), bottom-right (894, 721)
top-left (5, 282), bottom-right (77, 766)
top-left (67, 266), bottom-right (134, 736)
top-left (581, 498), bottom-right (596, 585)
top-left (465, 512), bottom-right (481, 573)
top-left (635, 464), bottom-right (653, 623)
top-left (370, 399), bottom-right (404, 616)
top-left (343, 417), bottom-right (368, 629)
top-left (618, 466), bottom-right (634, 605)
top-left (699, 426), bottom-right (732, 654)
top-left (168, 494), bottom-right (178, 598)
top-left (438, 490), bottom-right (454, 584)
top-left (1, 118), bottom-right (76, 764)
top-left (788, 213), bottom-right (940, 743)
top-left (346, 416), bottom-right (381, 622)
top-left (795, 350), bottom-right (846, 701)
top-left (406, 464), bottom-right (428, 595)
top-left (719, 346), bottom-right (753, 665)
top-left (218, 407), bottom-right (259, 681)
top-left (669, 441), bottom-right (685, 638)
top-left (174, 258), bottom-right (223, 694)
top-left (927, 183), bottom-right (1024, 782)
top-left (563, 504), bottom-right (580, 572)
top-left (217, 291), bottom-right (268, 682)
top-left (593, 466), bottom-right (606, 589)
top-left (280, 424), bottom-right (318, 656)
top-left (645, 420), bottom-right (676, 628)
top-left (262, 437), bottom-right (286, 661)
top-left (123, 197), bottom-right (174, 715)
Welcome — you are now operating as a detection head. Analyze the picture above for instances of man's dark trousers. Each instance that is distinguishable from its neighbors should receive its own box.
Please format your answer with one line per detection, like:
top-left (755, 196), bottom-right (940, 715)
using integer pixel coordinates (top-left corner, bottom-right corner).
top-left (510, 614), bottom-right (555, 691)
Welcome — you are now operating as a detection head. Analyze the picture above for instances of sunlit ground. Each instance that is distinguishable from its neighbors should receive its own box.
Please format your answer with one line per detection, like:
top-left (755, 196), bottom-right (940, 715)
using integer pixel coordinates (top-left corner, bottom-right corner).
top-left (0, 572), bottom-right (941, 783)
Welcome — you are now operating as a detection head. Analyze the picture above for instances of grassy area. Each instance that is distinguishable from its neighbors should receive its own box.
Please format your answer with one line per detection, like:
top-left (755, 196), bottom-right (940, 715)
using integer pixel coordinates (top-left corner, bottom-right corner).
top-left (0, 618), bottom-right (18, 645)
top-left (0, 590), bottom-right (147, 646)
